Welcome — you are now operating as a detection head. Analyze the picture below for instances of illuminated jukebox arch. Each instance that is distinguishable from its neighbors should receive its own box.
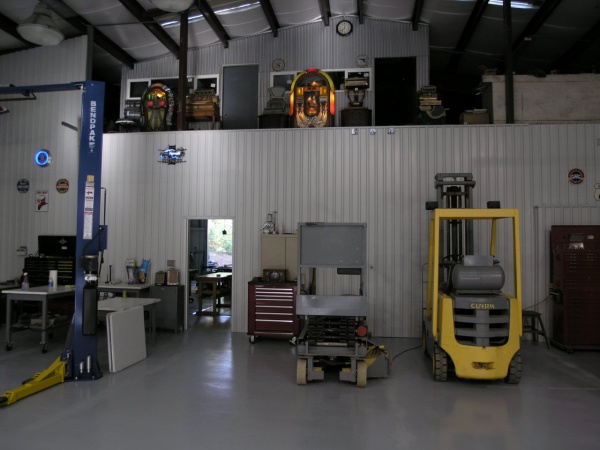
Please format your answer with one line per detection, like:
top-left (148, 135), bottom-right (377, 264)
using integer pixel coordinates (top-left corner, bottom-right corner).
top-left (289, 68), bottom-right (336, 128)
top-left (141, 83), bottom-right (175, 132)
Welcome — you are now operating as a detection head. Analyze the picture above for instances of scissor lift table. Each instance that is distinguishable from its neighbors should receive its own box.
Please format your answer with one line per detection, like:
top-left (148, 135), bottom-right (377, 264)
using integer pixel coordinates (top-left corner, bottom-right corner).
top-left (295, 223), bottom-right (372, 387)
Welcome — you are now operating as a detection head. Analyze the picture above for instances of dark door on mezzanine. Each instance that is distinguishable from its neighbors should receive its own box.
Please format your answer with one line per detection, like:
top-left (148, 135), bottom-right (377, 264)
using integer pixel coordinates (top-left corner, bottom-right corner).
top-left (374, 57), bottom-right (417, 126)
top-left (222, 64), bottom-right (259, 129)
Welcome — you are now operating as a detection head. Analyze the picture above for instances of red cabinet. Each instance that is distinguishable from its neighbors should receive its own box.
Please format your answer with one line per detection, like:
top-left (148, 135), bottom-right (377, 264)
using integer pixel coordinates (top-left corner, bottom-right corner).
top-left (248, 282), bottom-right (299, 342)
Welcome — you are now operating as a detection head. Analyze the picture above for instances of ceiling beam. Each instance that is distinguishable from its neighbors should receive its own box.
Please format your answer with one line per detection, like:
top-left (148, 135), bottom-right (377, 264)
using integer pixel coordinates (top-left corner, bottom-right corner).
top-left (412, 0), bottom-right (425, 31)
top-left (318, 0), bottom-right (331, 27)
top-left (512, 0), bottom-right (562, 54)
top-left (118, 0), bottom-right (180, 57)
top-left (446, 0), bottom-right (489, 73)
top-left (259, 0), bottom-right (279, 37)
top-left (554, 19), bottom-right (600, 72)
top-left (357, 0), bottom-right (365, 25)
top-left (0, 12), bottom-right (35, 46)
top-left (44, 0), bottom-right (137, 69)
top-left (194, 0), bottom-right (230, 48)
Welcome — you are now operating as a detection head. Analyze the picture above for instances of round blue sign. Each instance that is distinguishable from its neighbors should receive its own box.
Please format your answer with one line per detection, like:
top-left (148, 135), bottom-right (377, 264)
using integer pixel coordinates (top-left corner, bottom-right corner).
top-left (34, 149), bottom-right (52, 167)
top-left (17, 179), bottom-right (30, 193)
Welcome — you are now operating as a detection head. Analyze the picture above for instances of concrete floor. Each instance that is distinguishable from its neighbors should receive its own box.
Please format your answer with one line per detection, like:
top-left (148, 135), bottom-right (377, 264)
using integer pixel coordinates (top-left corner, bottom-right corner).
top-left (1, 305), bottom-right (599, 450)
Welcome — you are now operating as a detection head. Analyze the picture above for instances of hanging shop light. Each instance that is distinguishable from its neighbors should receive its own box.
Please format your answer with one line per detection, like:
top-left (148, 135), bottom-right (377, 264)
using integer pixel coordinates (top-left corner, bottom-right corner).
top-left (17, 1), bottom-right (64, 46)
top-left (151, 0), bottom-right (194, 13)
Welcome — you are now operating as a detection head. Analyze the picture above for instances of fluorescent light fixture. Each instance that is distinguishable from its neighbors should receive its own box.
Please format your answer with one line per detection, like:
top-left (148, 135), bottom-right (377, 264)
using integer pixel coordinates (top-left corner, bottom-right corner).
top-left (159, 2), bottom-right (260, 27)
top-left (488, 0), bottom-right (536, 9)
top-left (17, 1), bottom-right (64, 46)
top-left (151, 0), bottom-right (194, 12)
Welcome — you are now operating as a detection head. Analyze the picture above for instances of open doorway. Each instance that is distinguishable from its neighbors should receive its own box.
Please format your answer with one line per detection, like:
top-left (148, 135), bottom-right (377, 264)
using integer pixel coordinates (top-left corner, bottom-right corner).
top-left (186, 218), bottom-right (233, 328)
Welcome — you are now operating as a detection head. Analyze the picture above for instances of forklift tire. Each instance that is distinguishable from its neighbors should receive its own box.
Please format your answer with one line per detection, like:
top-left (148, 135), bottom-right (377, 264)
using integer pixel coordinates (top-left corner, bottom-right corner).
top-left (433, 344), bottom-right (448, 382)
top-left (505, 352), bottom-right (522, 384)
top-left (296, 358), bottom-right (308, 385)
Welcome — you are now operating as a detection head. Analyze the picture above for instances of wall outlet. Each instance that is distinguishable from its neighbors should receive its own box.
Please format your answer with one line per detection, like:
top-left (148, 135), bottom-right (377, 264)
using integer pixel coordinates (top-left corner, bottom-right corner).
top-left (17, 246), bottom-right (27, 256)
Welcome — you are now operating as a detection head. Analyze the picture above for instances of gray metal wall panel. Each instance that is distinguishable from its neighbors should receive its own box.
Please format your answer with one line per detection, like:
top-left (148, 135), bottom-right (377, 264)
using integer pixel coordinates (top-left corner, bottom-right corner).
top-left (120, 18), bottom-right (429, 124)
top-left (95, 123), bottom-right (600, 337)
top-left (0, 37), bottom-right (87, 281)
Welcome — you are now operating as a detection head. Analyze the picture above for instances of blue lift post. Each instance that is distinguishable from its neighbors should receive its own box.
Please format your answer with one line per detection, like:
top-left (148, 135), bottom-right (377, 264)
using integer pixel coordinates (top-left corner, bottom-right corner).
top-left (0, 81), bottom-right (106, 405)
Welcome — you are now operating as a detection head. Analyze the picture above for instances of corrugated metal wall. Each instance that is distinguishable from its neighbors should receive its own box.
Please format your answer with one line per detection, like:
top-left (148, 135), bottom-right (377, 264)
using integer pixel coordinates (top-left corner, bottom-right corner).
top-left (100, 123), bottom-right (600, 337)
top-left (120, 17), bottom-right (430, 125)
top-left (0, 37), bottom-right (87, 279)
top-left (2, 35), bottom-right (599, 339)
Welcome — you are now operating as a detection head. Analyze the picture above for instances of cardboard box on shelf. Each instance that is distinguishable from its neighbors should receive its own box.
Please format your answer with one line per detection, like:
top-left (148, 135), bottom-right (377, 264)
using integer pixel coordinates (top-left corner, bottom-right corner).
top-left (459, 109), bottom-right (490, 124)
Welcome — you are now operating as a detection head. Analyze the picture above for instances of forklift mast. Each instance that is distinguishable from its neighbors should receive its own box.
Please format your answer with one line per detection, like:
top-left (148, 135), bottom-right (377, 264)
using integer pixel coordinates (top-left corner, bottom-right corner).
top-left (430, 173), bottom-right (476, 284)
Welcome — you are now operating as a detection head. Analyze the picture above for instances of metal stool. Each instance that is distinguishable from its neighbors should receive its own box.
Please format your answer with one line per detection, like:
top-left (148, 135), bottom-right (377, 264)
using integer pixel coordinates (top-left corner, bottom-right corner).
top-left (522, 310), bottom-right (551, 349)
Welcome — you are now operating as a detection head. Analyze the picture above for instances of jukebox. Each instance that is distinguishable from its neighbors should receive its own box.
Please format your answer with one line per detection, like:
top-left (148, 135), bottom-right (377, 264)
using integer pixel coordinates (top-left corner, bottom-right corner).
top-left (289, 68), bottom-right (335, 128)
top-left (141, 83), bottom-right (175, 132)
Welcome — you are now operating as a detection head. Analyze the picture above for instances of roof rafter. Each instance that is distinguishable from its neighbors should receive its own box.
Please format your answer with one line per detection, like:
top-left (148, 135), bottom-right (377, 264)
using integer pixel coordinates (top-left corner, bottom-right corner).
top-left (512, 0), bottom-right (562, 54)
top-left (446, 0), bottom-right (489, 73)
top-left (318, 0), bottom-right (331, 27)
top-left (0, 12), bottom-right (35, 47)
top-left (259, 0), bottom-right (279, 37)
top-left (357, 0), bottom-right (365, 25)
top-left (118, 0), bottom-right (180, 57)
top-left (46, 0), bottom-right (137, 69)
top-left (412, 0), bottom-right (425, 31)
top-left (194, 0), bottom-right (230, 48)
top-left (554, 18), bottom-right (600, 72)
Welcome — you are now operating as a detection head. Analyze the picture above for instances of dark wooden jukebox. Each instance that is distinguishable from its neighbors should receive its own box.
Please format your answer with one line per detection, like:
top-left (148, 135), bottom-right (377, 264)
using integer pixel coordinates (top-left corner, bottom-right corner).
top-left (289, 68), bottom-right (335, 128)
top-left (141, 83), bottom-right (175, 132)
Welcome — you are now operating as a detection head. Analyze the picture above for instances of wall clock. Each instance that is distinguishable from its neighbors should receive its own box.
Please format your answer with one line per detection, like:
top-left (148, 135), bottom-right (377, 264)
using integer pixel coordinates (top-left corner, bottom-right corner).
top-left (272, 58), bottom-right (285, 72)
top-left (336, 20), bottom-right (353, 36)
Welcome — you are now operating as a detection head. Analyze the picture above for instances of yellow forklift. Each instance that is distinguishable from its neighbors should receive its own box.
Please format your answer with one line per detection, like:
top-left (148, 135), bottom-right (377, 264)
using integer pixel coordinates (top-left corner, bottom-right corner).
top-left (423, 174), bottom-right (523, 383)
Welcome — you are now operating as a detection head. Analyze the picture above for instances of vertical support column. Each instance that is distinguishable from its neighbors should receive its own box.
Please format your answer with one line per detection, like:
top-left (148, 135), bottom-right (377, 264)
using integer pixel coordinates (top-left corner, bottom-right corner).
top-left (503, 0), bottom-right (514, 124)
top-left (85, 26), bottom-right (94, 81)
top-left (64, 81), bottom-right (105, 380)
top-left (177, 11), bottom-right (189, 131)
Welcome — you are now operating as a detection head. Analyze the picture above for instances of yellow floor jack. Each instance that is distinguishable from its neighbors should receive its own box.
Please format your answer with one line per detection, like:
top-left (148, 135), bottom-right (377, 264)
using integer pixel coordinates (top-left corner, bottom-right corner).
top-left (0, 81), bottom-right (107, 406)
top-left (0, 357), bottom-right (67, 406)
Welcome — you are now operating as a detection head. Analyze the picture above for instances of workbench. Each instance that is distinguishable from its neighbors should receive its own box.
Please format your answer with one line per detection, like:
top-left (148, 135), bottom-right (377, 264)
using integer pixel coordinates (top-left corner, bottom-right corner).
top-left (195, 273), bottom-right (232, 316)
top-left (3, 286), bottom-right (75, 353)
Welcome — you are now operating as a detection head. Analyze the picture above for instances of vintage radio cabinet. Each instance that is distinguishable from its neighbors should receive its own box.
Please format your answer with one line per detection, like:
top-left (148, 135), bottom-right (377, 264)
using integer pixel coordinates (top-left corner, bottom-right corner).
top-left (551, 225), bottom-right (600, 351)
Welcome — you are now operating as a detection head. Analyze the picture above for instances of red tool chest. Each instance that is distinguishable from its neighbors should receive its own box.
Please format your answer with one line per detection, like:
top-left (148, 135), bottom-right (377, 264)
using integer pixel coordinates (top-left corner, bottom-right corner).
top-left (247, 281), bottom-right (299, 343)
